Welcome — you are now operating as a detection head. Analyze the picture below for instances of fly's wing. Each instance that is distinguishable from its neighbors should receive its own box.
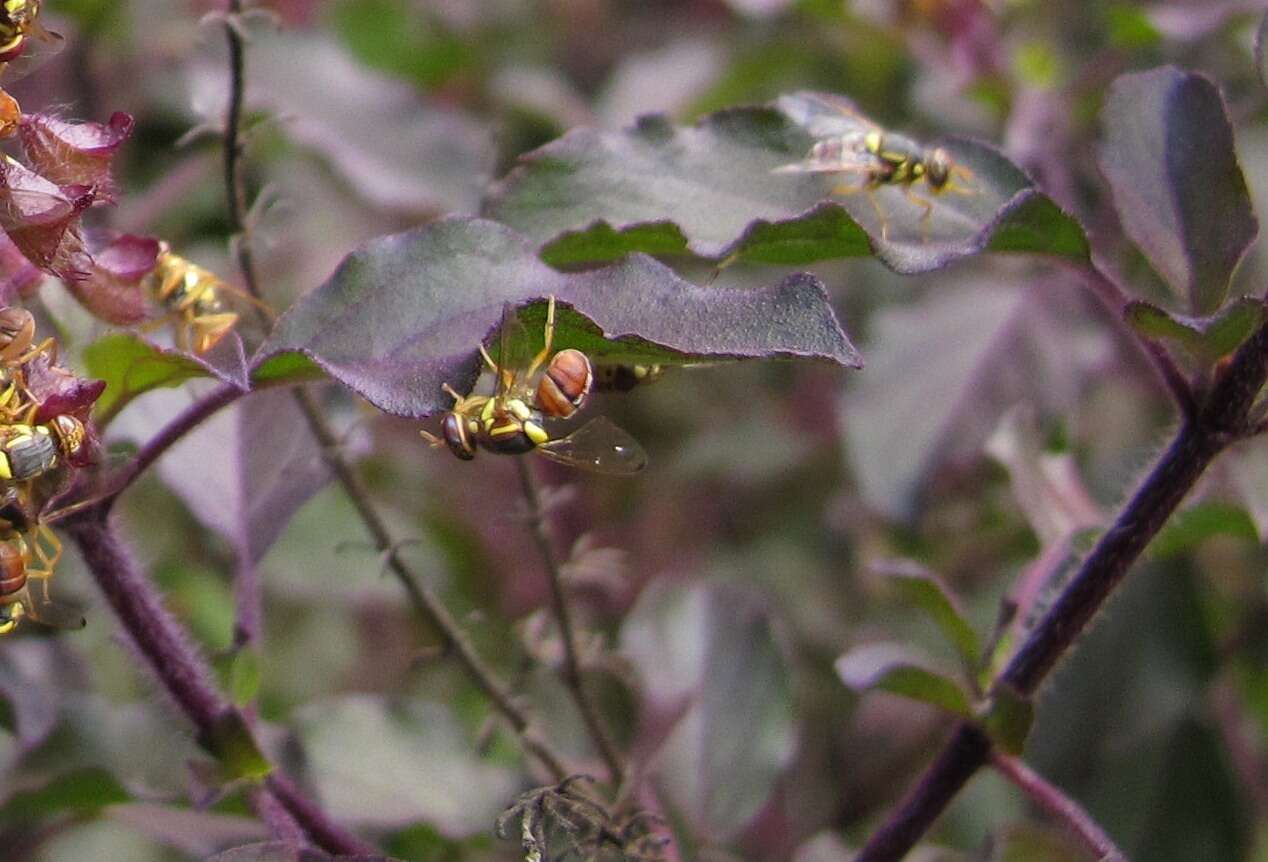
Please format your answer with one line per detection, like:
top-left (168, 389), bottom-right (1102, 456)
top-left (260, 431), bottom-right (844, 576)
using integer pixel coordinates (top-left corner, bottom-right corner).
top-left (493, 301), bottom-right (535, 403)
top-left (0, 23), bottom-right (63, 84)
top-left (25, 587), bottom-right (85, 630)
top-left (776, 91), bottom-right (879, 140)
top-left (28, 599), bottom-right (85, 630)
top-left (771, 140), bottom-right (884, 175)
top-left (537, 416), bottom-right (647, 475)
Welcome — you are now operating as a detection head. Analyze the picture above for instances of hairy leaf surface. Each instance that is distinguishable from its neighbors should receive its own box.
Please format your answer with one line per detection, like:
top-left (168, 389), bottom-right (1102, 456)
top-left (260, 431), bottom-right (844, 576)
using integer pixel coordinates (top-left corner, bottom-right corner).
top-left (1101, 67), bottom-right (1257, 314)
top-left (485, 99), bottom-right (1087, 272)
top-left (257, 217), bottom-right (859, 418)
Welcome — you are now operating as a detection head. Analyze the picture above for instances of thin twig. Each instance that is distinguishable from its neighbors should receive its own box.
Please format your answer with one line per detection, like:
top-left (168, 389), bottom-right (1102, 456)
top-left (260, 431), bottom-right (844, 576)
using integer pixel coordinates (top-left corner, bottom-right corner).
top-left (515, 456), bottom-right (625, 787)
top-left (990, 753), bottom-right (1126, 861)
top-left (217, 5), bottom-right (567, 781)
top-left (855, 311), bottom-right (1268, 860)
top-left (96, 382), bottom-right (246, 511)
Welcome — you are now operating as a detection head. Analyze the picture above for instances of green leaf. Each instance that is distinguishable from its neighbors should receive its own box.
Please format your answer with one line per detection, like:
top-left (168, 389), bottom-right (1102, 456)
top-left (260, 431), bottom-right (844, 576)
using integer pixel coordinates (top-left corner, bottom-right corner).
top-left (256, 217), bottom-right (860, 418)
top-left (228, 647), bottom-right (262, 708)
top-left (1101, 67), bottom-right (1258, 314)
top-left (978, 684), bottom-right (1034, 755)
top-left (835, 643), bottom-right (973, 717)
top-left (486, 98), bottom-right (1088, 273)
top-left (83, 333), bottom-right (248, 427)
top-left (1125, 298), bottom-right (1267, 364)
top-left (1149, 501), bottom-right (1257, 560)
top-left (877, 560), bottom-right (982, 672)
top-left (0, 768), bottom-right (130, 819)
top-left (249, 351), bottom-right (326, 387)
top-left (203, 711), bottom-right (272, 782)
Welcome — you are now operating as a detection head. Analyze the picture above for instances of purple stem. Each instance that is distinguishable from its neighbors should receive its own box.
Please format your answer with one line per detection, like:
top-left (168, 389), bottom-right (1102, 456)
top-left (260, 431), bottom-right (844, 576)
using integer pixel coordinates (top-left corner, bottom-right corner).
top-left (102, 382), bottom-right (247, 508)
top-left (991, 753), bottom-right (1126, 861)
top-left (67, 515), bottom-right (373, 856)
top-left (855, 311), bottom-right (1268, 860)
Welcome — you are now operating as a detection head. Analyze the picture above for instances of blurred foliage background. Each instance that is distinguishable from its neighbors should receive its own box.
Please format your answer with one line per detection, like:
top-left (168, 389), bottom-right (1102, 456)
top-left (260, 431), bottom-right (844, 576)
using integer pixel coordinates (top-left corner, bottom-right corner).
top-left (4, 1), bottom-right (1268, 860)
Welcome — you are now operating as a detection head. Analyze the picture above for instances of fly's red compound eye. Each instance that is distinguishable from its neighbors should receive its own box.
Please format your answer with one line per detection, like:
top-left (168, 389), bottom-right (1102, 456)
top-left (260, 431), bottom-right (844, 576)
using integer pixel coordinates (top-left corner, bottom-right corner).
top-left (441, 412), bottom-right (476, 460)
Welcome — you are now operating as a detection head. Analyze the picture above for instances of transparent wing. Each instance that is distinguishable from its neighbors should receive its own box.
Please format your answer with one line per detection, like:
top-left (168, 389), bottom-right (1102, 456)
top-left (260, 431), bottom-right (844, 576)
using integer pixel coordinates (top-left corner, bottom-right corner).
top-left (536, 416), bottom-right (647, 475)
top-left (493, 301), bottom-right (535, 402)
top-left (776, 91), bottom-right (879, 139)
top-left (14, 584), bottom-right (85, 630)
top-left (0, 24), bottom-right (63, 85)
top-left (772, 143), bottom-right (884, 176)
top-left (27, 595), bottom-right (85, 630)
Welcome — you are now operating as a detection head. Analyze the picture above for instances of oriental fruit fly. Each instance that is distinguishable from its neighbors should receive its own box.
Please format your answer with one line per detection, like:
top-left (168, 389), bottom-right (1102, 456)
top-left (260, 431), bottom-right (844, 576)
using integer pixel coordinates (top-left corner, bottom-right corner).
top-left (774, 91), bottom-right (975, 240)
top-left (422, 297), bottom-right (647, 475)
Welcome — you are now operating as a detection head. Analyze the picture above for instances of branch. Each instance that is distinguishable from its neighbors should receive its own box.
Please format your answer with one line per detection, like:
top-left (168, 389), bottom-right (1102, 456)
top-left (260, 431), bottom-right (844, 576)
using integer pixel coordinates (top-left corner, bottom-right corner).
top-left (855, 315), bottom-right (1268, 861)
top-left (217, 5), bottom-right (568, 781)
top-left (515, 456), bottom-right (626, 787)
top-left (67, 516), bottom-right (373, 856)
top-left (94, 383), bottom-right (246, 512)
top-left (990, 753), bottom-right (1126, 861)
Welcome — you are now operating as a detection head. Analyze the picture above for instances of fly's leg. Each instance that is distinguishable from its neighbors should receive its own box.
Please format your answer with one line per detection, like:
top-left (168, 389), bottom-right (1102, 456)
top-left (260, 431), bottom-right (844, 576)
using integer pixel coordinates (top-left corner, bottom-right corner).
top-left (905, 187), bottom-right (934, 241)
top-left (831, 182), bottom-right (890, 241)
top-left (526, 296), bottom-right (557, 379)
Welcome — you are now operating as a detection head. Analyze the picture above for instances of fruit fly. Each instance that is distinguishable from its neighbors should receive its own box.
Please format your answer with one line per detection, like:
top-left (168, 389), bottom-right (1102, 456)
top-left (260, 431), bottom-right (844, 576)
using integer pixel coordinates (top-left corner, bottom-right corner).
top-left (774, 91), bottom-right (974, 240)
top-left (421, 296), bottom-right (647, 475)
top-left (145, 243), bottom-right (241, 355)
top-left (0, 0), bottom-right (63, 80)
top-left (0, 487), bottom-right (80, 634)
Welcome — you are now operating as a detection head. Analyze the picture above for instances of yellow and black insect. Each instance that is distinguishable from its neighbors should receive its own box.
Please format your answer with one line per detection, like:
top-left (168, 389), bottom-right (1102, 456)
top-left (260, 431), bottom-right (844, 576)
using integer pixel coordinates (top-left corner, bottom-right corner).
top-left (0, 486), bottom-right (80, 635)
top-left (0, 0), bottom-right (62, 77)
top-left (0, 306), bottom-right (56, 423)
top-left (144, 243), bottom-right (241, 355)
top-left (422, 296), bottom-right (646, 474)
top-left (774, 91), bottom-right (975, 240)
top-left (0, 414), bottom-right (85, 482)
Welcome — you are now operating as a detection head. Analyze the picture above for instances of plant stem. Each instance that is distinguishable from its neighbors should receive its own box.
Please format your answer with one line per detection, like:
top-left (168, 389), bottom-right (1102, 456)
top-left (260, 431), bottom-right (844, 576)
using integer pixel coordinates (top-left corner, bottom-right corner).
top-left (95, 382), bottom-right (247, 509)
top-left (990, 753), bottom-right (1126, 861)
top-left (67, 516), bottom-right (373, 855)
top-left (855, 312), bottom-right (1268, 861)
top-left (217, 6), bottom-right (567, 781)
top-left (290, 387), bottom-right (568, 780)
top-left (515, 456), bottom-right (625, 787)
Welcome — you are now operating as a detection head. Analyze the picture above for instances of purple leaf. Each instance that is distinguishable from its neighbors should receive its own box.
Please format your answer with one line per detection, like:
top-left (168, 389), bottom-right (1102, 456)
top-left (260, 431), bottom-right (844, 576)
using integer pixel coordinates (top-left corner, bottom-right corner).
top-left (19, 111), bottom-right (135, 205)
top-left (255, 216), bottom-right (859, 418)
top-left (291, 696), bottom-right (519, 835)
top-left (835, 642), bottom-right (973, 717)
top-left (0, 232), bottom-right (41, 304)
top-left (68, 230), bottom-right (161, 326)
top-left (157, 388), bottom-right (332, 566)
top-left (205, 844), bottom-right (401, 862)
top-left (842, 280), bottom-right (1088, 519)
top-left (620, 580), bottom-right (796, 842)
top-left (0, 157), bottom-right (93, 280)
top-left (194, 32), bottom-right (494, 215)
top-left (107, 804), bottom-right (267, 859)
top-left (1100, 67), bottom-right (1257, 315)
top-left (485, 99), bottom-right (1087, 273)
